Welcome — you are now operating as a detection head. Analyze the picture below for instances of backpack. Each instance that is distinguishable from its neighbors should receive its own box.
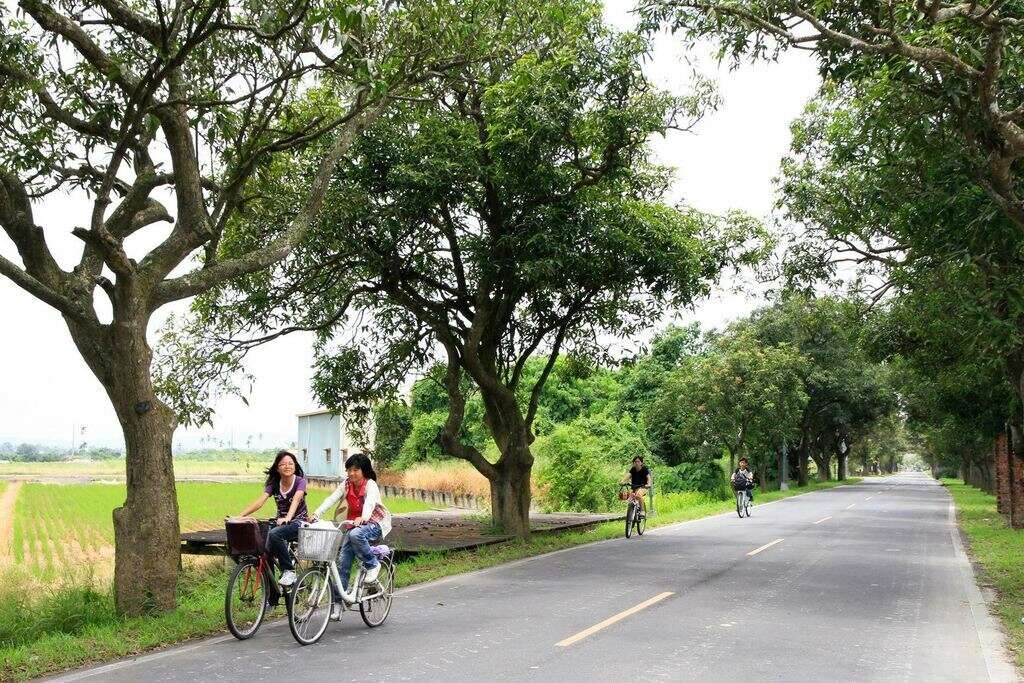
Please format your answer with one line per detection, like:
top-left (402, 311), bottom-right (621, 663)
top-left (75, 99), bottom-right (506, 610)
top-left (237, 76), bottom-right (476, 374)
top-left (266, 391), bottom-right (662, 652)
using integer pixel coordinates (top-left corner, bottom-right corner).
top-left (732, 470), bottom-right (750, 490)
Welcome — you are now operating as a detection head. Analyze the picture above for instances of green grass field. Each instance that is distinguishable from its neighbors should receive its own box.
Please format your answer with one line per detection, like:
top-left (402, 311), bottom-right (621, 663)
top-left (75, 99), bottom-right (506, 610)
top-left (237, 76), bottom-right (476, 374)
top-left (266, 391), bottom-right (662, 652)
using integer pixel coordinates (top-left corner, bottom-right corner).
top-left (0, 477), bottom-right (861, 680)
top-left (7, 482), bottom-right (433, 583)
top-left (942, 479), bottom-right (1024, 668)
top-left (0, 459), bottom-right (257, 477)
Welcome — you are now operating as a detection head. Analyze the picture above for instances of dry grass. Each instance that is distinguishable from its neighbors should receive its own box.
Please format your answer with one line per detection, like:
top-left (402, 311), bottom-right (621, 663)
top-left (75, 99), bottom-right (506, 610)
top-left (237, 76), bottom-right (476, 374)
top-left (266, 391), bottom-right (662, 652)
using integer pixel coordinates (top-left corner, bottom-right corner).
top-left (386, 460), bottom-right (544, 499)
top-left (390, 461), bottom-right (492, 496)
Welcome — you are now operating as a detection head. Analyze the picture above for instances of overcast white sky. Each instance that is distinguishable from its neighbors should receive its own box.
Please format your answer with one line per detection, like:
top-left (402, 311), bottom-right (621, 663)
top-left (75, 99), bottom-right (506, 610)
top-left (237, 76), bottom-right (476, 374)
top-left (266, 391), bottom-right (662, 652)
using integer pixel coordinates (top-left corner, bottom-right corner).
top-left (0, 2), bottom-right (820, 449)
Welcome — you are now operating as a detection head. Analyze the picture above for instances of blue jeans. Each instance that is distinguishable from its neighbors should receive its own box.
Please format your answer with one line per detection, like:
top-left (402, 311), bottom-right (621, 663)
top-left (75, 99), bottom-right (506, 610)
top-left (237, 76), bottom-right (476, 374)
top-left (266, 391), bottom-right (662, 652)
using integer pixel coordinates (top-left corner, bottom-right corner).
top-left (266, 521), bottom-right (300, 572)
top-left (333, 522), bottom-right (381, 598)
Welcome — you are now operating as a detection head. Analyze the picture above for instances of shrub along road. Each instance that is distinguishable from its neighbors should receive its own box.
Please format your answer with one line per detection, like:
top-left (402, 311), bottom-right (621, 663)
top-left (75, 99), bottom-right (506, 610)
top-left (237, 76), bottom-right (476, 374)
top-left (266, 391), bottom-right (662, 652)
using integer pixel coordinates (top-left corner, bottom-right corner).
top-left (51, 474), bottom-right (1018, 682)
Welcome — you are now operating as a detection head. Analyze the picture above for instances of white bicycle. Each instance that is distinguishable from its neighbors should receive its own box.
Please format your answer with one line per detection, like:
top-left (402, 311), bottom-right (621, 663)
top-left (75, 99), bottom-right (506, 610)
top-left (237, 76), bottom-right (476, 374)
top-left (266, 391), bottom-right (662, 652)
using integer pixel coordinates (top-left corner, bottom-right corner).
top-left (734, 487), bottom-right (752, 518)
top-left (287, 521), bottom-right (396, 645)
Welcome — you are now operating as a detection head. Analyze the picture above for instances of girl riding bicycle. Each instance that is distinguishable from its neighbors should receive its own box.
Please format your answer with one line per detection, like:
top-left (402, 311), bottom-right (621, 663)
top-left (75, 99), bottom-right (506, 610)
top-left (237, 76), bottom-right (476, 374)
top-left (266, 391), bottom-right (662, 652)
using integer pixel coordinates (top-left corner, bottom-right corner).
top-left (311, 452), bottom-right (392, 620)
top-left (731, 457), bottom-right (756, 502)
top-left (236, 450), bottom-right (309, 587)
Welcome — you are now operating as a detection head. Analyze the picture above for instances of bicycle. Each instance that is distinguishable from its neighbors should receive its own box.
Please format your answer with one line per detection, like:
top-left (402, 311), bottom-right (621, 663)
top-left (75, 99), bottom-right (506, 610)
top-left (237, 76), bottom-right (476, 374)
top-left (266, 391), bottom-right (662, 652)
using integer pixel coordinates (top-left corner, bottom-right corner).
top-left (734, 486), bottom-right (752, 518)
top-left (620, 484), bottom-right (647, 538)
top-left (223, 518), bottom-right (297, 640)
top-left (287, 520), bottom-right (396, 645)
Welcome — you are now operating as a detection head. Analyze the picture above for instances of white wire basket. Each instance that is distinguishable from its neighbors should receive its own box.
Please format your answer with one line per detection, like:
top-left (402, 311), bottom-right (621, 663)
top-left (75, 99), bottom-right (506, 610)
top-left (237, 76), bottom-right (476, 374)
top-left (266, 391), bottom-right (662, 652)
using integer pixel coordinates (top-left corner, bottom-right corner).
top-left (296, 526), bottom-right (345, 562)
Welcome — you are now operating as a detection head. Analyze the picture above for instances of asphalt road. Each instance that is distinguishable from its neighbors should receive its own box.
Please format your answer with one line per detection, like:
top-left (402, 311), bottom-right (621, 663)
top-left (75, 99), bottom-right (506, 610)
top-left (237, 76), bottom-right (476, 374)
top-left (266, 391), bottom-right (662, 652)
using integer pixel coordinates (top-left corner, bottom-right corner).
top-left (52, 473), bottom-right (1019, 682)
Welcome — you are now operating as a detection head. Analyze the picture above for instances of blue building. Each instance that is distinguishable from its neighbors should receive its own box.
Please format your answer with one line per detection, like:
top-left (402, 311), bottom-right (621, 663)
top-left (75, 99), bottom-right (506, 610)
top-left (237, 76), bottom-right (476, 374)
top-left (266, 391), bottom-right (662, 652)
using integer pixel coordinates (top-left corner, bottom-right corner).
top-left (296, 409), bottom-right (370, 480)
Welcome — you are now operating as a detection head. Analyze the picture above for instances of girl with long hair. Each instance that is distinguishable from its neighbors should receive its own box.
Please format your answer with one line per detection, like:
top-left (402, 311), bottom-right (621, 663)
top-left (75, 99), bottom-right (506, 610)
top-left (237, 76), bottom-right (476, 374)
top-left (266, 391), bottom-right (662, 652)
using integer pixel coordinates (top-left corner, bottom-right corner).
top-left (236, 450), bottom-right (309, 586)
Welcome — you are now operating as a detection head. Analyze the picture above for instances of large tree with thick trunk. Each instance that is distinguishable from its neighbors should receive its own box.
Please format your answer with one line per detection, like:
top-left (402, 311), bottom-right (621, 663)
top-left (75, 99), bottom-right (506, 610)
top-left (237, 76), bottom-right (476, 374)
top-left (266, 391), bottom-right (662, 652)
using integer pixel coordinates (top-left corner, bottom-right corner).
top-left (183, 0), bottom-right (764, 536)
top-left (0, 0), bottom-right (455, 614)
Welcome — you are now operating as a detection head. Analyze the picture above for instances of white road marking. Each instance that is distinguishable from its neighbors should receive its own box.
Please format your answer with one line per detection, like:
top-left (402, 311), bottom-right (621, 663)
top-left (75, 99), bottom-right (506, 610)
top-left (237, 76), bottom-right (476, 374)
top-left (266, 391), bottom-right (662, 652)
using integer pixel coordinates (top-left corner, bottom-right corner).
top-left (555, 591), bottom-right (674, 647)
top-left (747, 538), bottom-right (785, 556)
top-left (814, 516), bottom-right (832, 525)
top-left (846, 504), bottom-right (856, 510)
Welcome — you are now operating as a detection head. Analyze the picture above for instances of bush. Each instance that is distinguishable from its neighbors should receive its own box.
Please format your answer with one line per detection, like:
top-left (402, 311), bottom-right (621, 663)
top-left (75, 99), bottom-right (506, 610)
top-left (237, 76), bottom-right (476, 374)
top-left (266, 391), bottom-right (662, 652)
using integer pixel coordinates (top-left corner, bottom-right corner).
top-left (655, 460), bottom-right (730, 500)
top-left (372, 399), bottom-right (412, 468)
top-left (393, 411), bottom-right (449, 470)
top-left (535, 423), bottom-right (620, 512)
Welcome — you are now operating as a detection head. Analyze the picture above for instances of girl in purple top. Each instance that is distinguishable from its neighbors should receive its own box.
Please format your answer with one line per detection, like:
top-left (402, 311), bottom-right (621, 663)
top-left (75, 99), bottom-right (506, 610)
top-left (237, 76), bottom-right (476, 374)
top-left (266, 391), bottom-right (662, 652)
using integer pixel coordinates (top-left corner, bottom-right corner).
top-left (236, 450), bottom-right (308, 587)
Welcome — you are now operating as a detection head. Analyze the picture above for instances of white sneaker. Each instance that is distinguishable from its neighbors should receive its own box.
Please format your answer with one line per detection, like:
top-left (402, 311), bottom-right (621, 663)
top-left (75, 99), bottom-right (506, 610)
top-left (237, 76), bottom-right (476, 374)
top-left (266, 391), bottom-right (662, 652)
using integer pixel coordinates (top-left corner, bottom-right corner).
top-left (278, 570), bottom-right (297, 587)
top-left (364, 564), bottom-right (381, 584)
top-left (330, 603), bottom-right (344, 621)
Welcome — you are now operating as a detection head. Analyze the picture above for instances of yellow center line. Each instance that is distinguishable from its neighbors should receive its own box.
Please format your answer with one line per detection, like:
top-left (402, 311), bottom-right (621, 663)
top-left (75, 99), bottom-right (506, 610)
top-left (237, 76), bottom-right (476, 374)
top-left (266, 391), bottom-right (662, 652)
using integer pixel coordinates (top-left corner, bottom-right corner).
top-left (556, 592), bottom-right (674, 647)
top-left (814, 516), bottom-right (832, 524)
top-left (747, 538), bottom-right (785, 556)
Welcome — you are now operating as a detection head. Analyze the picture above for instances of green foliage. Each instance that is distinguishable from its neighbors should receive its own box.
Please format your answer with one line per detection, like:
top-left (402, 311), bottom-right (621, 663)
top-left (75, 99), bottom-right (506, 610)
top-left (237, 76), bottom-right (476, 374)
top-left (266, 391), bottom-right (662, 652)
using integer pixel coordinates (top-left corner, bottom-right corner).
top-left (372, 399), bottom-right (413, 468)
top-left (393, 411), bottom-right (449, 470)
top-left (656, 461), bottom-right (731, 500)
top-left (535, 423), bottom-right (624, 513)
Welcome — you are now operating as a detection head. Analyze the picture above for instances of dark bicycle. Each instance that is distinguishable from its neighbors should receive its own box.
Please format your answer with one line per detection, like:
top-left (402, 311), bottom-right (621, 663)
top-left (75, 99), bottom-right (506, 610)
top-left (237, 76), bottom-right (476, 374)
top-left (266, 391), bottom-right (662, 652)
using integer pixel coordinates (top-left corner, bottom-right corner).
top-left (223, 518), bottom-right (296, 640)
top-left (619, 484), bottom-right (647, 538)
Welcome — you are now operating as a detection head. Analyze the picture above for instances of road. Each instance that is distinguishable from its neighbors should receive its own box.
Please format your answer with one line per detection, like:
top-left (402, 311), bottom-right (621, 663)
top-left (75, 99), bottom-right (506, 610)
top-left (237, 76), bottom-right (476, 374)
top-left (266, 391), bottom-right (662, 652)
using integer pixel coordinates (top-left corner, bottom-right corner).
top-left (52, 473), bottom-right (1019, 682)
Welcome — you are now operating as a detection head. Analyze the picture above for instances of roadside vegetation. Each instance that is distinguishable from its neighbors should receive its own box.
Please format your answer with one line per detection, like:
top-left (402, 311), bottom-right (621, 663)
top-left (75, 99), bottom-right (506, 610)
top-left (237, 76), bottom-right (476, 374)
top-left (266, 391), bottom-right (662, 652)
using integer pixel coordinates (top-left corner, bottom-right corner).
top-left (943, 480), bottom-right (1024, 667)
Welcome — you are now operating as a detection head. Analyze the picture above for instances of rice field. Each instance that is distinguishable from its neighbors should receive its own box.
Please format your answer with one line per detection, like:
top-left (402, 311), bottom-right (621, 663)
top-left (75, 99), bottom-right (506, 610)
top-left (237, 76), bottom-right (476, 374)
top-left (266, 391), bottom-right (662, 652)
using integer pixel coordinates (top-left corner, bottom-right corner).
top-left (7, 482), bottom-right (434, 585)
top-left (0, 459), bottom-right (256, 477)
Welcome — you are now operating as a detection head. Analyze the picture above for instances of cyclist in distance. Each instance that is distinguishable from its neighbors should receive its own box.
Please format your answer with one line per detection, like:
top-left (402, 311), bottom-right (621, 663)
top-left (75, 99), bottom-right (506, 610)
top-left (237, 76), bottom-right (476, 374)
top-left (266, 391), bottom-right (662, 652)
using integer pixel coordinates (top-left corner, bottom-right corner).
top-left (731, 457), bottom-right (756, 503)
top-left (622, 455), bottom-right (651, 514)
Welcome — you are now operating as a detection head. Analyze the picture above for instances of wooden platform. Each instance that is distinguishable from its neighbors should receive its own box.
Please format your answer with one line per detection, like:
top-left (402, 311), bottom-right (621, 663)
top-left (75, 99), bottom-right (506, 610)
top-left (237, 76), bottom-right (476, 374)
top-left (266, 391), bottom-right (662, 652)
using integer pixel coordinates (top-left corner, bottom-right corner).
top-left (182, 510), bottom-right (623, 558)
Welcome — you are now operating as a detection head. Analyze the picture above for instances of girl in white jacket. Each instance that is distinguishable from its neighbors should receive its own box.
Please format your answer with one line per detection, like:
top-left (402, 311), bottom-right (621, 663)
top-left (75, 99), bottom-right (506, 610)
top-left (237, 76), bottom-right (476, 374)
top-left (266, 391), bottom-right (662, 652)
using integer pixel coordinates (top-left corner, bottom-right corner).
top-left (312, 452), bottom-right (392, 618)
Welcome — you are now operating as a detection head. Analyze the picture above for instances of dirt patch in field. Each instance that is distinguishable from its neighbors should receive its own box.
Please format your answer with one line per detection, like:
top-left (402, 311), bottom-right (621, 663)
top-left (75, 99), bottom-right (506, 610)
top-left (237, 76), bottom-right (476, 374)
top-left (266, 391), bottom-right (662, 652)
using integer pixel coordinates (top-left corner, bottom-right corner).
top-left (0, 481), bottom-right (22, 566)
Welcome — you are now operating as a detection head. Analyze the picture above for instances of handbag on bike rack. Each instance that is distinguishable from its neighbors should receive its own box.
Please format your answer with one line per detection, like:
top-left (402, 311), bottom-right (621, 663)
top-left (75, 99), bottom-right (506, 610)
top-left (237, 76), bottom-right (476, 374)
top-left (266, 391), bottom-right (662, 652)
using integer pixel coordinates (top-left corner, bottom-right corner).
top-left (225, 518), bottom-right (267, 556)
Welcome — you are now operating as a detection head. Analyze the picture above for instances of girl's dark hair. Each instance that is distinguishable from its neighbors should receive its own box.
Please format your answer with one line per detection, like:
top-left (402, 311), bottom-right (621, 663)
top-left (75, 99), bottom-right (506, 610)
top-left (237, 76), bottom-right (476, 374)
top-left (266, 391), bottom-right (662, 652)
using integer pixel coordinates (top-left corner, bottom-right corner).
top-left (264, 450), bottom-right (304, 488)
top-left (344, 452), bottom-right (377, 481)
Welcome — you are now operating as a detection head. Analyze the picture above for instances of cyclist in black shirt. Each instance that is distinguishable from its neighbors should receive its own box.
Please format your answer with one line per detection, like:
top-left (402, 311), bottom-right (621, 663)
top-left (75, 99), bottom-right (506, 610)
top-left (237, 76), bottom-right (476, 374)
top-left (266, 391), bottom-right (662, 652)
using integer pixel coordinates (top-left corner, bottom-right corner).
top-left (622, 456), bottom-right (652, 514)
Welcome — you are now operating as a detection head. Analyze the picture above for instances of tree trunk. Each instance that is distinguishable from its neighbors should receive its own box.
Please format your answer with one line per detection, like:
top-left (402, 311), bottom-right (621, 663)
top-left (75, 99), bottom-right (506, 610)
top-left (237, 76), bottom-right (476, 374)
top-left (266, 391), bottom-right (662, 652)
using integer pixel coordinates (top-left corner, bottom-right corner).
top-left (797, 434), bottom-right (809, 487)
top-left (111, 397), bottom-right (180, 614)
top-left (489, 459), bottom-right (532, 537)
top-left (811, 452), bottom-right (832, 482)
top-left (67, 313), bottom-right (181, 615)
top-left (837, 449), bottom-right (848, 481)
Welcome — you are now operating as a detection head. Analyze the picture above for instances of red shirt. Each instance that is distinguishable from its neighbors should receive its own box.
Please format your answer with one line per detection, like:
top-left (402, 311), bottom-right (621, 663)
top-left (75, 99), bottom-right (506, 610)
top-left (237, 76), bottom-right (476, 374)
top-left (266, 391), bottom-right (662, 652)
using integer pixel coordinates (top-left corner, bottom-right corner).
top-left (345, 480), bottom-right (366, 520)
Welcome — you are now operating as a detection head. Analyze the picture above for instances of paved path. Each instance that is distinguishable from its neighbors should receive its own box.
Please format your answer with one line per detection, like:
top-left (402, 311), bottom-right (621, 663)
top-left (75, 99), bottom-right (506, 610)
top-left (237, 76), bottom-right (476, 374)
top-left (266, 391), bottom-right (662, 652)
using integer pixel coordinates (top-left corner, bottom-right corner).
top-left (52, 474), bottom-right (1019, 682)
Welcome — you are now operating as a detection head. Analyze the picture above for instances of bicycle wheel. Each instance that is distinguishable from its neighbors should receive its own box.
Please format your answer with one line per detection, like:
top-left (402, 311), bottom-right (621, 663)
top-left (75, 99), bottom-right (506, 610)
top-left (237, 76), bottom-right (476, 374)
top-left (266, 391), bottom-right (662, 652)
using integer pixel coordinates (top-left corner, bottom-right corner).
top-left (625, 503), bottom-right (635, 538)
top-left (744, 494), bottom-right (751, 517)
top-left (636, 511), bottom-right (646, 536)
top-left (288, 567), bottom-right (332, 645)
top-left (360, 556), bottom-right (395, 627)
top-left (736, 492), bottom-right (743, 518)
top-left (225, 558), bottom-right (268, 640)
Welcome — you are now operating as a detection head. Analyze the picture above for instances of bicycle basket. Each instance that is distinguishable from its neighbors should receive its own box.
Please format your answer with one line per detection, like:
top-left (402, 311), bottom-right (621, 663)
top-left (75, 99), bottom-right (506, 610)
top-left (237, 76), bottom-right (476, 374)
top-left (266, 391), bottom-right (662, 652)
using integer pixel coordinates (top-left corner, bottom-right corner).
top-left (225, 518), bottom-right (267, 556)
top-left (296, 526), bottom-right (345, 562)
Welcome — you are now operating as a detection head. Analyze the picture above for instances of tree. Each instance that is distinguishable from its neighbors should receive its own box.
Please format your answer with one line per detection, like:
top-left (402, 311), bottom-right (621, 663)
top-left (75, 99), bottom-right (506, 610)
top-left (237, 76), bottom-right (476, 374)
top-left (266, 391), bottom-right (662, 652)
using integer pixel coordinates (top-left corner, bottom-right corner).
top-left (643, 0), bottom-right (1024, 443)
top-left (650, 327), bottom-right (808, 485)
top-left (190, 0), bottom-right (765, 535)
top-left (748, 295), bottom-right (895, 484)
top-left (0, 0), bottom-right (450, 614)
top-left (777, 80), bottom-right (1024, 453)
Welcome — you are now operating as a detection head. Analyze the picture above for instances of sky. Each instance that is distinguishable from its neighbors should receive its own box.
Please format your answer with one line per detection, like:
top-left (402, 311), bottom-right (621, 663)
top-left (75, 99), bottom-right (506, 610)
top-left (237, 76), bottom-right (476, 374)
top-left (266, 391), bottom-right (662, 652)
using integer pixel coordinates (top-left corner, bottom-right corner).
top-left (0, 2), bottom-right (820, 450)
